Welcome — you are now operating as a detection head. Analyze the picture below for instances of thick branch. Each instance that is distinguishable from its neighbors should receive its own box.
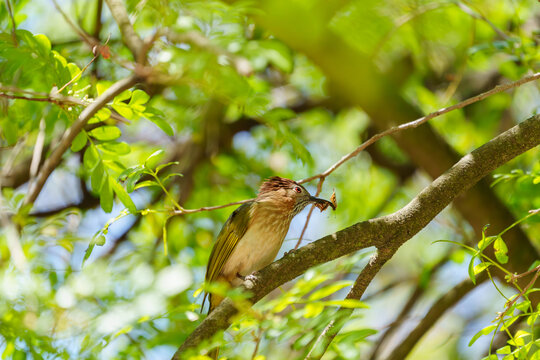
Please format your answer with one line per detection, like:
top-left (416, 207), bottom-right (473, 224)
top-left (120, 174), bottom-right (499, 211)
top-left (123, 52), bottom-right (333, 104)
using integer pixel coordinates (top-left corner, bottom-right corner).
top-left (173, 114), bottom-right (540, 358)
top-left (24, 75), bottom-right (138, 206)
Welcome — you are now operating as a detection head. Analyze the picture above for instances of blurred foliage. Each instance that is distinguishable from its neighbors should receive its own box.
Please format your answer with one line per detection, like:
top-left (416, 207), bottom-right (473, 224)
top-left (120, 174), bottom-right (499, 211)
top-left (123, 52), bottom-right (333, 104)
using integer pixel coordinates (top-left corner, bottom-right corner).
top-left (0, 0), bottom-right (539, 359)
top-left (438, 210), bottom-right (540, 360)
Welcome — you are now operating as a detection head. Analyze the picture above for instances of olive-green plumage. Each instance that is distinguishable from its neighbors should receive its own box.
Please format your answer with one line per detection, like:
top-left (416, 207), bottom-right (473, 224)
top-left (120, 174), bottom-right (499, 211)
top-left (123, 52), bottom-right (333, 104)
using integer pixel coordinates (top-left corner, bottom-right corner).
top-left (203, 177), bottom-right (335, 314)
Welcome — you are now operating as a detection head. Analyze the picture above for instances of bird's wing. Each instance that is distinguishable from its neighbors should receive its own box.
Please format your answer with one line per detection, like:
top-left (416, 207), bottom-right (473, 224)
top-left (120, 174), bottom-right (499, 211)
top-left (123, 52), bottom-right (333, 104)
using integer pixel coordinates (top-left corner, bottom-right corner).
top-left (202, 202), bottom-right (252, 309)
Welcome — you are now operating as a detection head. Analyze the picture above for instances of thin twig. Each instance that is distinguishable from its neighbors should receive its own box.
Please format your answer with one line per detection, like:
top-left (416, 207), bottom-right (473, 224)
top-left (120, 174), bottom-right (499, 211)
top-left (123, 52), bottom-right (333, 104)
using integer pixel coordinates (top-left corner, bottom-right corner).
top-left (5, 0), bottom-right (17, 46)
top-left (299, 72), bottom-right (540, 185)
top-left (171, 199), bottom-right (254, 216)
top-left (29, 118), bottom-right (46, 180)
top-left (294, 178), bottom-right (324, 249)
top-left (0, 86), bottom-right (130, 124)
top-left (508, 264), bottom-right (540, 282)
top-left (24, 75), bottom-right (139, 206)
top-left (51, 0), bottom-right (96, 47)
top-left (56, 53), bottom-right (99, 94)
top-left (496, 266), bottom-right (540, 321)
top-left (458, 1), bottom-right (509, 40)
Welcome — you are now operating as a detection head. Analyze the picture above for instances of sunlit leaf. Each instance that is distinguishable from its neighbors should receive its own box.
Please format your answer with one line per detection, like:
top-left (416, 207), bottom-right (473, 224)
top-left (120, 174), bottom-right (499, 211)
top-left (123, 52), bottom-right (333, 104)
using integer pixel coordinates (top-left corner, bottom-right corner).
top-left (89, 126), bottom-right (122, 141)
top-left (111, 178), bottom-right (137, 213)
top-left (71, 131), bottom-right (88, 152)
top-left (469, 324), bottom-right (497, 346)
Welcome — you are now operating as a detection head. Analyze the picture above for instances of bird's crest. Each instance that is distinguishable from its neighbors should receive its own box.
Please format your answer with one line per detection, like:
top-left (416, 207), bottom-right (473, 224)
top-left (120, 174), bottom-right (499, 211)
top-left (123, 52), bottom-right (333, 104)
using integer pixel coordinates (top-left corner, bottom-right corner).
top-left (258, 176), bottom-right (299, 194)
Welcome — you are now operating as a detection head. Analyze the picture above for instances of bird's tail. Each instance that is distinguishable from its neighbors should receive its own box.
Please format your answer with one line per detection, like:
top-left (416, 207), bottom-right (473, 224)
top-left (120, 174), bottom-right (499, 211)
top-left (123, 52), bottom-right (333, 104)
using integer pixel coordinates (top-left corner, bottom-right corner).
top-left (206, 294), bottom-right (222, 359)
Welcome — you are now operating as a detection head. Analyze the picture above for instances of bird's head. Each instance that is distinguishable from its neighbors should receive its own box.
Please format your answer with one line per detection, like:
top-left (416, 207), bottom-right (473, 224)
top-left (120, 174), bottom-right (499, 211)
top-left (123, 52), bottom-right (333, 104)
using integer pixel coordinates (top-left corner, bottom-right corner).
top-left (257, 176), bottom-right (335, 217)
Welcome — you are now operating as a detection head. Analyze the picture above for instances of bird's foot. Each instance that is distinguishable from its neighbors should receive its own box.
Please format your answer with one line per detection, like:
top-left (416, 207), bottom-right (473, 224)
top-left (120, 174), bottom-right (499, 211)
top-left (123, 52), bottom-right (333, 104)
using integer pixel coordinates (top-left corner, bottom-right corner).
top-left (237, 272), bottom-right (256, 283)
top-left (236, 272), bottom-right (246, 281)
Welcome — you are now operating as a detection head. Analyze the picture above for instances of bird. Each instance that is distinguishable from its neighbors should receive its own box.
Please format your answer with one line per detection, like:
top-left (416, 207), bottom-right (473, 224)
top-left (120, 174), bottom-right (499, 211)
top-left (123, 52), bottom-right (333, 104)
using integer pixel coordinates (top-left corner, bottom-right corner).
top-left (201, 176), bottom-right (335, 358)
top-left (202, 176), bottom-right (335, 310)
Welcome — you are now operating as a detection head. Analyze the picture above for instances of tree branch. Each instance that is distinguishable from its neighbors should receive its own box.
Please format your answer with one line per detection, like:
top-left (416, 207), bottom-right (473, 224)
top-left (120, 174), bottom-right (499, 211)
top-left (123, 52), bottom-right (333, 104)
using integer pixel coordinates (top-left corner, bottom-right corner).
top-left (23, 75), bottom-right (138, 207)
top-left (5, 0), bottom-right (17, 46)
top-left (173, 114), bottom-right (540, 358)
top-left (104, 0), bottom-right (144, 61)
top-left (0, 86), bottom-right (130, 124)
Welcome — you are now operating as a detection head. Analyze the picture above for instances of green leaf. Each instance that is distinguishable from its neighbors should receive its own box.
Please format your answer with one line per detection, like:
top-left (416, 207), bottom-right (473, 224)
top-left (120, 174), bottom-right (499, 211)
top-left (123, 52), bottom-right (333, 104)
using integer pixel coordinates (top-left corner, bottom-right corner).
top-left (100, 176), bottom-right (113, 213)
top-left (129, 89), bottom-right (150, 106)
top-left (96, 82), bottom-right (109, 96)
top-left (308, 281), bottom-right (352, 301)
top-left (147, 115), bottom-right (174, 136)
top-left (125, 171), bottom-right (144, 193)
top-left (469, 324), bottom-right (497, 346)
top-left (94, 108), bottom-right (112, 122)
top-left (320, 299), bottom-right (369, 308)
top-left (112, 179), bottom-right (137, 213)
top-left (474, 262), bottom-right (491, 275)
top-left (145, 150), bottom-right (164, 168)
top-left (501, 316), bottom-right (519, 331)
top-left (480, 355), bottom-right (498, 360)
top-left (162, 173), bottom-right (184, 182)
top-left (115, 90), bottom-right (132, 103)
top-left (83, 145), bottom-right (99, 170)
top-left (91, 161), bottom-right (105, 192)
top-left (34, 34), bottom-right (51, 53)
top-left (111, 103), bottom-right (133, 119)
top-left (494, 237), bottom-right (509, 264)
top-left (71, 131), bottom-right (88, 152)
top-left (98, 141), bottom-right (131, 155)
top-left (134, 180), bottom-right (160, 190)
top-left (93, 235), bottom-right (106, 246)
top-left (155, 161), bottom-right (179, 174)
top-left (515, 300), bottom-right (531, 312)
top-left (303, 303), bottom-right (324, 318)
top-left (119, 165), bottom-right (143, 181)
top-left (497, 345), bottom-right (512, 354)
top-left (89, 126), bottom-right (122, 141)
top-left (111, 181), bottom-right (134, 209)
top-left (337, 329), bottom-right (377, 344)
top-left (526, 312), bottom-right (538, 326)
top-left (468, 256), bottom-right (477, 285)
top-left (82, 244), bottom-right (95, 266)
top-left (103, 160), bottom-right (126, 174)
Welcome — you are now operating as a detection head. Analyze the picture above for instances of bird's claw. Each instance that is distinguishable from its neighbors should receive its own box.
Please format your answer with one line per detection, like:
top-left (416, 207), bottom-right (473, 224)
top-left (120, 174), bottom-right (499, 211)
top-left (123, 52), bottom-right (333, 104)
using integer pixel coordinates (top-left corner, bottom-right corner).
top-left (237, 272), bottom-right (256, 283)
top-left (236, 272), bottom-right (245, 281)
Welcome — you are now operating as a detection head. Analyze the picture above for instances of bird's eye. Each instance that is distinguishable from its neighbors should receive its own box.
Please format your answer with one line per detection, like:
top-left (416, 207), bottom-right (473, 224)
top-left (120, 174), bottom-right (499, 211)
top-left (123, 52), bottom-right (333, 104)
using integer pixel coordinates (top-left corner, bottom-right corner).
top-left (294, 186), bottom-right (302, 193)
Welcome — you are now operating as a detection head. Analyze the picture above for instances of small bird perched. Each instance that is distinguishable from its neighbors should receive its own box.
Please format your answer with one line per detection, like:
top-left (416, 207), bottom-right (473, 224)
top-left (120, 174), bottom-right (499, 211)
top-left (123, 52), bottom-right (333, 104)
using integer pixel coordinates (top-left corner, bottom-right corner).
top-left (203, 176), bottom-right (336, 314)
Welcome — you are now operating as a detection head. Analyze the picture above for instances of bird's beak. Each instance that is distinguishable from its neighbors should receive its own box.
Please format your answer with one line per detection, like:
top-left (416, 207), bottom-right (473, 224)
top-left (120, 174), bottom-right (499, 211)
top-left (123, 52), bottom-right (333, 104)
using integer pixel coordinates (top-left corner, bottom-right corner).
top-left (309, 196), bottom-right (336, 211)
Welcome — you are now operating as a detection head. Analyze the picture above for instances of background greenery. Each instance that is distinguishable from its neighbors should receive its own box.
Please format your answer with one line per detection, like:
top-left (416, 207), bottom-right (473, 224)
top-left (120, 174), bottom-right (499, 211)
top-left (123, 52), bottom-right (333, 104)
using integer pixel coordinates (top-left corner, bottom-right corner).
top-left (0, 0), bottom-right (539, 359)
